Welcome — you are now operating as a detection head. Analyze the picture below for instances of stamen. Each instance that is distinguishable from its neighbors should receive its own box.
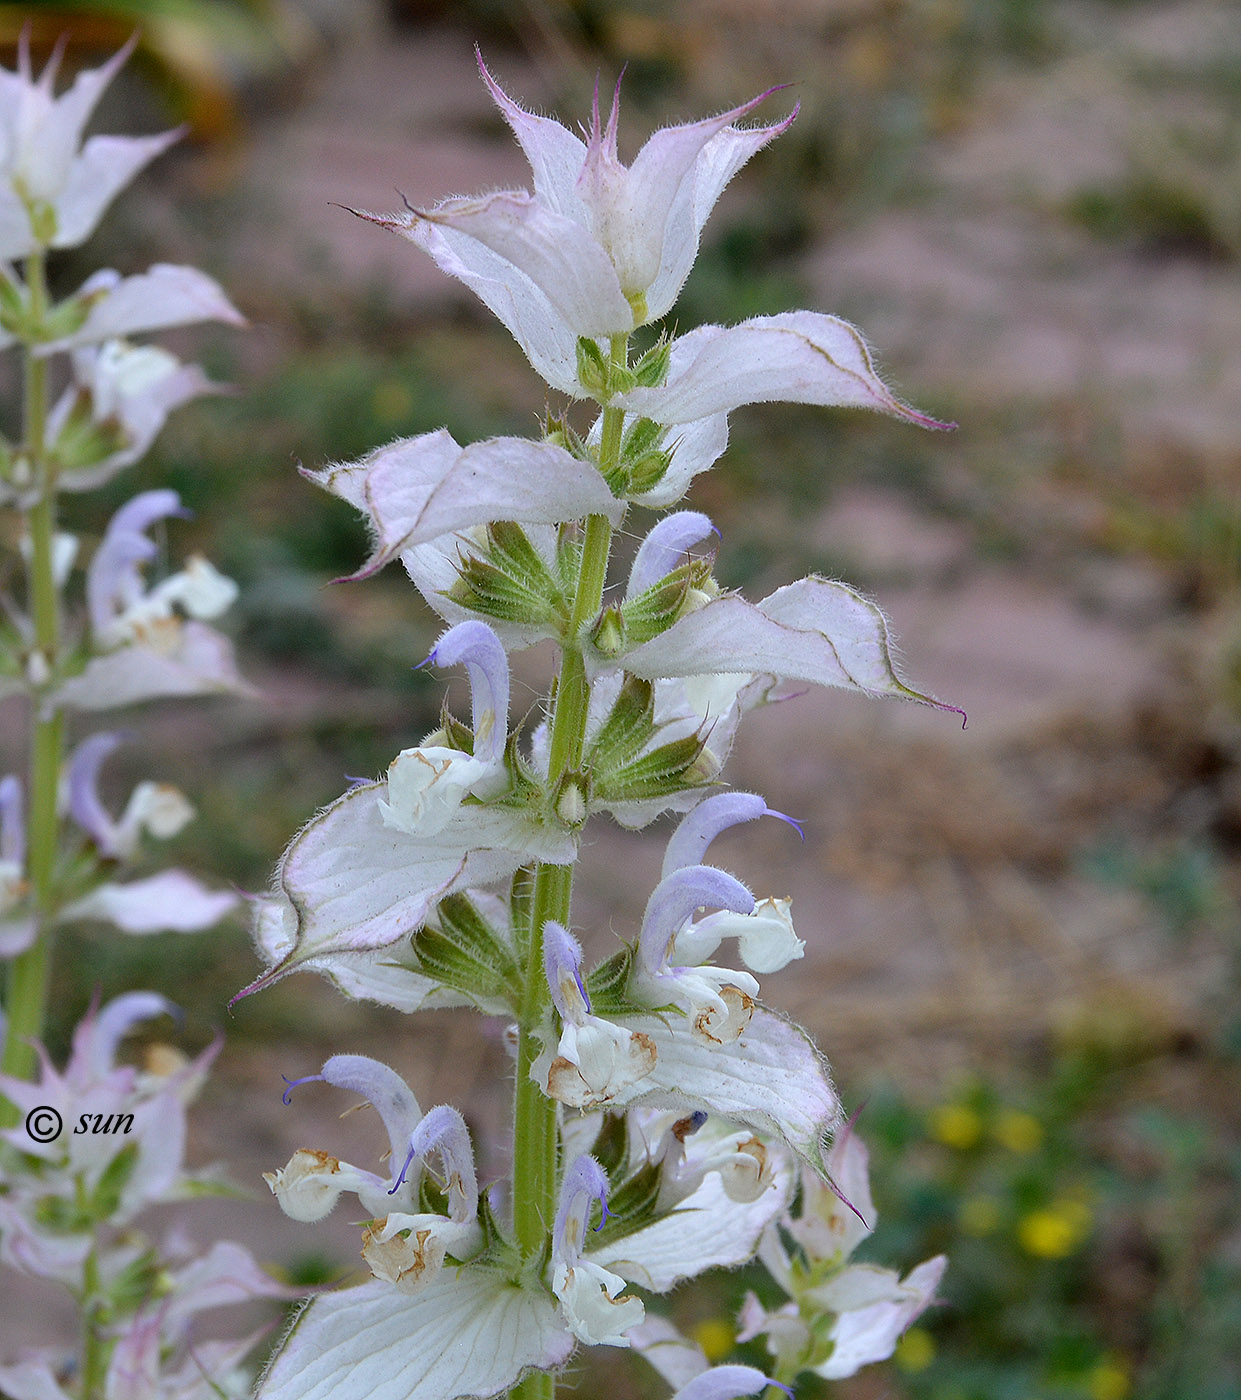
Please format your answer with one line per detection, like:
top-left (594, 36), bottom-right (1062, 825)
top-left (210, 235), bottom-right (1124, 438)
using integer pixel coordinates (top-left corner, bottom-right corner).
top-left (280, 1072), bottom-right (325, 1106)
top-left (765, 807), bottom-right (805, 842)
top-left (389, 1142), bottom-right (419, 1195)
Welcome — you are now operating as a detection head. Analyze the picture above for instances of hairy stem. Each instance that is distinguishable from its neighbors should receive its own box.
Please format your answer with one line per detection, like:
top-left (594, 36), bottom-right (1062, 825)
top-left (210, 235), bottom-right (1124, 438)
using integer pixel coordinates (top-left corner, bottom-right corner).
top-left (510, 353), bottom-right (628, 1400)
top-left (1, 250), bottom-right (61, 1102)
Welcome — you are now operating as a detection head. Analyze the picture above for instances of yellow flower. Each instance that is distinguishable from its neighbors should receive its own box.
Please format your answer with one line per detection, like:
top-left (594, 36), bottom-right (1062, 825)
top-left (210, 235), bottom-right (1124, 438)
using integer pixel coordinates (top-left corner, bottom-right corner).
top-left (1087, 1357), bottom-right (1130, 1400)
top-left (1017, 1199), bottom-right (1092, 1258)
top-left (929, 1103), bottom-right (982, 1149)
top-left (692, 1317), bottom-right (735, 1362)
top-left (895, 1326), bottom-right (936, 1372)
top-left (994, 1110), bottom-right (1043, 1154)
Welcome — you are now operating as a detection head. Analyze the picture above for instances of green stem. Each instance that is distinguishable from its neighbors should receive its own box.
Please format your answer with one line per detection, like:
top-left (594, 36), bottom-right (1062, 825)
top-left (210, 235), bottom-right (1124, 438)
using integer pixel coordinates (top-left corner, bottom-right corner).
top-left (509, 353), bottom-right (628, 1400)
top-left (1, 249), bottom-right (63, 1103)
top-left (80, 1246), bottom-right (109, 1400)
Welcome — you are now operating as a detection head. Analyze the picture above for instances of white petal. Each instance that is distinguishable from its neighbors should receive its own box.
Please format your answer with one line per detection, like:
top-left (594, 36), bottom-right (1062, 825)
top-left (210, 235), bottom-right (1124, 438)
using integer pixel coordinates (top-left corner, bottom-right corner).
top-left (620, 576), bottom-right (958, 713)
top-left (256, 1271), bottom-right (574, 1400)
top-left (629, 1316), bottom-right (709, 1391)
top-left (542, 1017), bottom-right (658, 1109)
top-left (53, 130), bottom-right (179, 249)
top-left (815, 1255), bottom-right (947, 1379)
top-left (0, 1360), bottom-right (72, 1400)
top-left (58, 870), bottom-right (238, 934)
top-left (789, 1126), bottom-right (876, 1264)
top-left (646, 105), bottom-right (796, 321)
top-left (630, 413), bottom-right (729, 509)
top-left (591, 1154), bottom-right (791, 1292)
top-left (404, 220), bottom-right (582, 393)
top-left (552, 1257), bottom-right (645, 1346)
top-left (617, 312), bottom-right (951, 427)
top-left (617, 93), bottom-right (792, 312)
top-left (417, 192), bottom-right (633, 338)
top-left (479, 59), bottom-right (588, 218)
top-left (605, 1007), bottom-right (841, 1175)
top-left (39, 264), bottom-right (244, 353)
top-left (52, 621), bottom-right (251, 709)
top-left (309, 430), bottom-right (622, 580)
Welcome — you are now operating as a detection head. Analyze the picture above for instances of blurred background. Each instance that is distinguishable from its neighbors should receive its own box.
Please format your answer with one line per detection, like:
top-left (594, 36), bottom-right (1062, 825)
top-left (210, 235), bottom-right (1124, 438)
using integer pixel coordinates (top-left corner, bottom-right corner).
top-left (2, 0), bottom-right (1240, 1397)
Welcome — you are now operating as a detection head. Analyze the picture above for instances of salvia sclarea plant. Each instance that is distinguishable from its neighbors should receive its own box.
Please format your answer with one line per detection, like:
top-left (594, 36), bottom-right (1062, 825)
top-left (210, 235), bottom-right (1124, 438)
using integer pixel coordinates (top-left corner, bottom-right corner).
top-left (0, 36), bottom-right (302, 1400)
top-left (250, 55), bottom-right (959, 1400)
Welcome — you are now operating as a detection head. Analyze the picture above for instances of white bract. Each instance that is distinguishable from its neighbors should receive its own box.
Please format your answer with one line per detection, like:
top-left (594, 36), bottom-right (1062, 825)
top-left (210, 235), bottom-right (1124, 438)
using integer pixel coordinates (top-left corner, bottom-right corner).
top-left (0, 35), bottom-right (177, 262)
top-left (739, 1124), bottom-right (948, 1381)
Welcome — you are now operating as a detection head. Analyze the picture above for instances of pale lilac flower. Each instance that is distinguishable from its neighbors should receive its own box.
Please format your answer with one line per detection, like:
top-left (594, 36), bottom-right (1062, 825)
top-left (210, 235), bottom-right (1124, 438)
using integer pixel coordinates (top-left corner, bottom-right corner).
top-left (671, 1367), bottom-right (781, 1400)
top-left (265, 1054), bottom-right (424, 1221)
top-left (245, 624), bottom-right (575, 988)
top-left (636, 864), bottom-right (759, 1043)
top-left (628, 510), bottom-right (717, 597)
top-left (360, 1106), bottom-right (485, 1292)
top-left (0, 1240), bottom-right (299, 1400)
top-left (0, 772), bottom-right (34, 955)
top-left (66, 731), bottom-right (194, 860)
top-left (0, 993), bottom-right (218, 1283)
top-left (541, 919), bottom-right (656, 1108)
top-left (550, 1155), bottom-right (645, 1346)
top-left (741, 1125), bottom-right (947, 1380)
top-left (0, 35), bottom-right (178, 262)
top-left (55, 489), bottom-right (246, 710)
top-left (380, 622), bottom-right (511, 836)
top-left (39, 339), bottom-right (218, 495)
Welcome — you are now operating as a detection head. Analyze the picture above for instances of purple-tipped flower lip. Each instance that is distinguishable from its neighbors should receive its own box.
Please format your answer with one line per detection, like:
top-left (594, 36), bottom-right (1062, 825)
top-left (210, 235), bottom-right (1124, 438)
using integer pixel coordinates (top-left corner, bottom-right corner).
top-left (544, 920), bottom-right (590, 1019)
top-left (554, 1153), bottom-right (612, 1259)
top-left (640, 863), bottom-right (754, 971)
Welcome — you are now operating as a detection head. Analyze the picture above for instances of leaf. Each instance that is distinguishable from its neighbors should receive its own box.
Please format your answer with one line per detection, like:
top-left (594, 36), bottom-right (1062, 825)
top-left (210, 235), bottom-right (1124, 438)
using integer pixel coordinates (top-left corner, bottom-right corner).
top-left (617, 311), bottom-right (953, 429)
top-left (621, 576), bottom-right (962, 716)
top-left (257, 1269), bottom-right (574, 1400)
top-left (308, 430), bottom-right (623, 581)
top-left (249, 783), bottom-right (574, 988)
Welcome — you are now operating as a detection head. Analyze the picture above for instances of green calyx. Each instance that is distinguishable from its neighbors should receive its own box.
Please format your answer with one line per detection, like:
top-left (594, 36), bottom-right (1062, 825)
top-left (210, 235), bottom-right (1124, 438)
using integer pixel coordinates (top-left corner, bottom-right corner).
top-left (411, 892), bottom-right (523, 1009)
top-left (445, 520), bottom-right (570, 631)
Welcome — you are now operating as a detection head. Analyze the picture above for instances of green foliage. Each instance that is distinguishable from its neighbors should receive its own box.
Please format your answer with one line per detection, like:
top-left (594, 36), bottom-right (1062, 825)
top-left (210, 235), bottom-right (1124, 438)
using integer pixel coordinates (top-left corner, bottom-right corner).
top-left (856, 1045), bottom-right (1241, 1400)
